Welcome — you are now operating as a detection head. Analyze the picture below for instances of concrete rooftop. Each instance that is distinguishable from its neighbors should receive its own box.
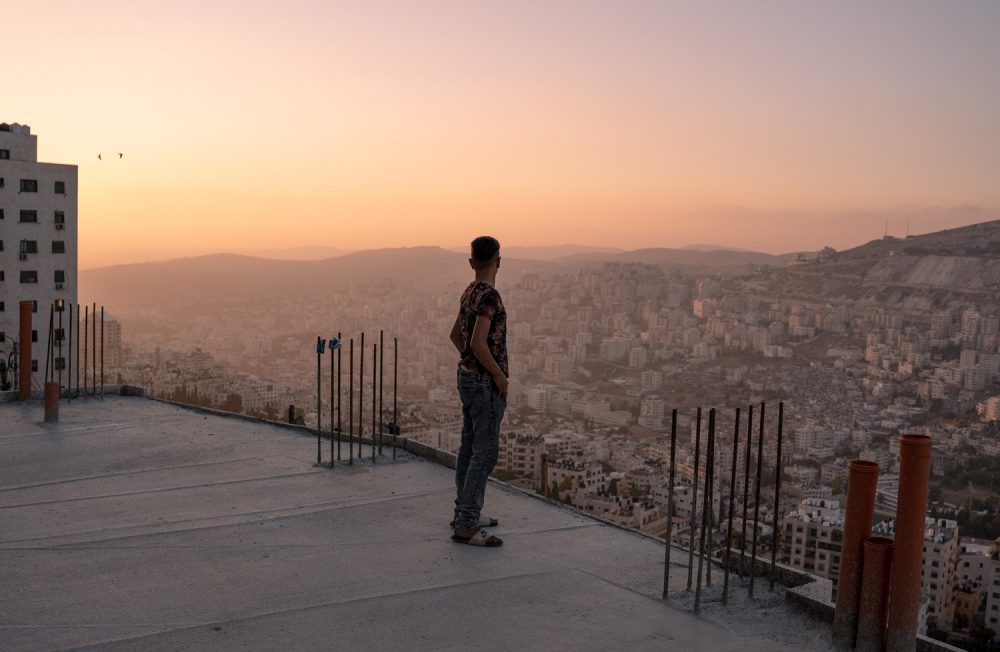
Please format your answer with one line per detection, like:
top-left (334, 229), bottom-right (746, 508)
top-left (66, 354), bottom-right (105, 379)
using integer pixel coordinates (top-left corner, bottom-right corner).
top-left (0, 395), bottom-right (835, 651)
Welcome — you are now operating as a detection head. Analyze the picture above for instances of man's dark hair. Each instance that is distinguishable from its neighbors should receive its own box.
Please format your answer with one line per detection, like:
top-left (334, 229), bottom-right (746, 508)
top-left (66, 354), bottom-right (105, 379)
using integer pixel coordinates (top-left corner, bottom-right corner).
top-left (471, 236), bottom-right (500, 264)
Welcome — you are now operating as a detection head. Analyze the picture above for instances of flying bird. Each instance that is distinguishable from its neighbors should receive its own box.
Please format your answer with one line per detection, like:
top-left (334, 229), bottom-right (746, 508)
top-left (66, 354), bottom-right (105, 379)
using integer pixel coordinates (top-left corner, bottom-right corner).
top-left (118, 153), bottom-right (123, 159)
top-left (97, 153), bottom-right (102, 161)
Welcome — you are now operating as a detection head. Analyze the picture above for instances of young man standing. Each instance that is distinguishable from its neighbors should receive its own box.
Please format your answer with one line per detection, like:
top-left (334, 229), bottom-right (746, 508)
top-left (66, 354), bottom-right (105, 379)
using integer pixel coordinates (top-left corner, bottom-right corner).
top-left (449, 236), bottom-right (508, 547)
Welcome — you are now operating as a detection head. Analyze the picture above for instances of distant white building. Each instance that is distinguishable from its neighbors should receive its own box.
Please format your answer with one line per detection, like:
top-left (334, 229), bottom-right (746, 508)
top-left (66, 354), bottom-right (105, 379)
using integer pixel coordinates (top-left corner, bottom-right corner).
top-left (0, 123), bottom-right (78, 390)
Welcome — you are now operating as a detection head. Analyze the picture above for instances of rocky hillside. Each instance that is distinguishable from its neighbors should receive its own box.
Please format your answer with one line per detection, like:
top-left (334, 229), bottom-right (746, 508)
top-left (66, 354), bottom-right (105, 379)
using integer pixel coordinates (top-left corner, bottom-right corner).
top-left (737, 220), bottom-right (1000, 313)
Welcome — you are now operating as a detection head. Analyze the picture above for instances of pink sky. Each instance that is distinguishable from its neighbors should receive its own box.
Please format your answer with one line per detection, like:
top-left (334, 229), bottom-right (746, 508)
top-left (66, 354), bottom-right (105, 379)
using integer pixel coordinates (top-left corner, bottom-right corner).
top-left (6, 1), bottom-right (999, 268)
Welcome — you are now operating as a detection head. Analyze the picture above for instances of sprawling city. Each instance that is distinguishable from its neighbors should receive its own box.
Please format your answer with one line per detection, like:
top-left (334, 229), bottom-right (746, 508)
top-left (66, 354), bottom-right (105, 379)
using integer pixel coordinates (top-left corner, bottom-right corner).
top-left (4, 2), bottom-right (1000, 651)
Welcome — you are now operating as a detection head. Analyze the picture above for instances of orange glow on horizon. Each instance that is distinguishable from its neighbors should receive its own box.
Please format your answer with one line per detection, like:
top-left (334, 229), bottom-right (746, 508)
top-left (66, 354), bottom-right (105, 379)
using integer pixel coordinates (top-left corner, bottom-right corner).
top-left (6, 1), bottom-right (999, 268)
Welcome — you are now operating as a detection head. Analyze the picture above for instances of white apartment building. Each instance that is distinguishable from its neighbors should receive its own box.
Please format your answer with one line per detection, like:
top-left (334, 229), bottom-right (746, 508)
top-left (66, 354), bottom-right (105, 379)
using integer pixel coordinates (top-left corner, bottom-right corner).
top-left (498, 433), bottom-right (544, 486)
top-left (782, 498), bottom-right (844, 595)
top-left (872, 517), bottom-right (961, 632)
top-left (978, 396), bottom-right (1000, 422)
top-left (0, 123), bottom-right (78, 391)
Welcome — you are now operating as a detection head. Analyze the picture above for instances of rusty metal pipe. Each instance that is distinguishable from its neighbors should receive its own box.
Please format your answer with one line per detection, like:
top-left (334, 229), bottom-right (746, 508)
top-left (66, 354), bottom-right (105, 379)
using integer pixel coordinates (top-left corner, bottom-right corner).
top-left (663, 408), bottom-right (678, 599)
top-left (771, 401), bottom-right (784, 590)
top-left (749, 402), bottom-right (765, 598)
top-left (832, 459), bottom-right (880, 649)
top-left (723, 407), bottom-right (741, 605)
top-left (695, 408), bottom-right (716, 612)
top-left (349, 338), bottom-right (354, 466)
top-left (359, 332), bottom-right (364, 458)
top-left (687, 407), bottom-right (702, 591)
top-left (740, 404), bottom-right (754, 577)
top-left (886, 434), bottom-right (932, 652)
top-left (857, 537), bottom-right (894, 652)
top-left (393, 336), bottom-right (398, 460)
top-left (44, 382), bottom-right (59, 422)
top-left (379, 330), bottom-right (384, 456)
top-left (68, 303), bottom-right (73, 402)
top-left (705, 408), bottom-right (716, 588)
top-left (337, 332), bottom-right (342, 461)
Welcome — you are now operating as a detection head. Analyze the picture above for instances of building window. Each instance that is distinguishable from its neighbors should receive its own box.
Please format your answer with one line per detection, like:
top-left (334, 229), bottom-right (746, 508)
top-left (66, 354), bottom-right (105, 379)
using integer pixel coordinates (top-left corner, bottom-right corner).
top-left (54, 270), bottom-right (65, 283)
top-left (19, 210), bottom-right (38, 223)
top-left (0, 302), bottom-right (4, 312)
top-left (32, 300), bottom-right (37, 312)
top-left (0, 149), bottom-right (9, 159)
top-left (54, 211), bottom-right (65, 226)
top-left (20, 240), bottom-right (38, 254)
top-left (19, 179), bottom-right (38, 193)
top-left (54, 328), bottom-right (65, 342)
top-left (0, 332), bottom-right (4, 342)
top-left (52, 241), bottom-right (65, 254)
top-left (0, 209), bottom-right (4, 219)
top-left (20, 270), bottom-right (38, 284)
top-left (32, 330), bottom-right (38, 343)
top-left (0, 271), bottom-right (4, 282)
top-left (55, 181), bottom-right (66, 194)
top-left (0, 240), bottom-right (3, 251)
top-left (0, 177), bottom-right (4, 188)
top-left (31, 360), bottom-right (38, 372)
top-left (55, 357), bottom-right (66, 370)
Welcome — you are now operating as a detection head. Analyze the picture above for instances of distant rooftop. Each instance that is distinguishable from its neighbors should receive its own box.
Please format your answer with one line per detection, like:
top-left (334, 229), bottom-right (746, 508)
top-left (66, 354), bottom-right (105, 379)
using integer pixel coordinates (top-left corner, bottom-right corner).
top-left (1, 395), bottom-right (841, 650)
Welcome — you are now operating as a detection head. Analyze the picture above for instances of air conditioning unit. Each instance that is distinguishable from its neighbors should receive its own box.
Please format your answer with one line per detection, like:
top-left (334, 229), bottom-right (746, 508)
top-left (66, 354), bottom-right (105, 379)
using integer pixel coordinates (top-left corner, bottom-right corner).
top-left (55, 223), bottom-right (64, 230)
top-left (55, 283), bottom-right (64, 290)
top-left (18, 253), bottom-right (28, 261)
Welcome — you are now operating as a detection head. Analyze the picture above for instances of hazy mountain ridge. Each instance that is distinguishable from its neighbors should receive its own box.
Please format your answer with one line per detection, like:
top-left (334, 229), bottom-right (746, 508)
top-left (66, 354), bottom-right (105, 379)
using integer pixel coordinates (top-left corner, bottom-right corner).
top-left (80, 244), bottom-right (794, 309)
top-left (82, 221), bottom-right (1000, 314)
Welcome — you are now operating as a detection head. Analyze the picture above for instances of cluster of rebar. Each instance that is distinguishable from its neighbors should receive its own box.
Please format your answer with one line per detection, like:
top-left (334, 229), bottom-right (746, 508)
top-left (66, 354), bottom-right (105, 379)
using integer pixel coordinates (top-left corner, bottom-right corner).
top-left (39, 301), bottom-right (105, 401)
top-left (314, 330), bottom-right (400, 469)
top-left (662, 401), bottom-right (784, 613)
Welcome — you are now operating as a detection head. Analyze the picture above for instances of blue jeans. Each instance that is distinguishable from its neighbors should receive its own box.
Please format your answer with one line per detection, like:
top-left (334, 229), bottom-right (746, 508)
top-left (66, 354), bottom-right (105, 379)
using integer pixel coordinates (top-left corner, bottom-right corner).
top-left (454, 367), bottom-right (506, 532)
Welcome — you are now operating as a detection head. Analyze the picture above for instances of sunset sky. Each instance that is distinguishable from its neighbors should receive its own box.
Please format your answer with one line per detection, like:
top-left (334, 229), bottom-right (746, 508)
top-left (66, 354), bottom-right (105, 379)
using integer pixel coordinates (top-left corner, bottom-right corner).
top-left (6, 1), bottom-right (1000, 268)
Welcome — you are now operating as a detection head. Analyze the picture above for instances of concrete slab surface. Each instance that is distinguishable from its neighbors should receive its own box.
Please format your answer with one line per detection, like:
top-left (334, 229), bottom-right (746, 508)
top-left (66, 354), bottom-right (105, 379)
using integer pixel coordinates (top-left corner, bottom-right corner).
top-left (0, 396), bottom-right (835, 651)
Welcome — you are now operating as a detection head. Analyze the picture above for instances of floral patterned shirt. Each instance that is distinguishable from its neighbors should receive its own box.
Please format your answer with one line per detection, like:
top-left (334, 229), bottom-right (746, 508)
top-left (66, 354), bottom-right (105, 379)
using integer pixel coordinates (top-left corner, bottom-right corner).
top-left (458, 281), bottom-right (508, 378)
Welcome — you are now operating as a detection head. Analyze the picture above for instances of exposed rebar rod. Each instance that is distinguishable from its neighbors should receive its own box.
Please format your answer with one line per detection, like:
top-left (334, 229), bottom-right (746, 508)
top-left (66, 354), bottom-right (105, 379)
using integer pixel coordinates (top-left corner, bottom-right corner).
top-left (695, 408), bottom-right (715, 612)
top-left (42, 304), bottom-right (55, 388)
top-left (337, 331), bottom-right (343, 462)
top-left (379, 330), bottom-right (384, 456)
top-left (100, 306), bottom-right (104, 400)
top-left (687, 406), bottom-right (702, 591)
top-left (393, 336), bottom-right (398, 460)
top-left (83, 305), bottom-right (88, 397)
top-left (749, 402), bottom-right (766, 599)
top-left (706, 409), bottom-right (717, 588)
top-left (74, 304), bottom-right (79, 398)
top-left (316, 336), bottom-right (323, 466)
top-left (349, 338), bottom-right (354, 466)
top-left (359, 332), bottom-right (365, 459)
top-left (372, 343), bottom-right (377, 463)
top-left (662, 408), bottom-right (678, 599)
top-left (91, 303), bottom-right (96, 397)
top-left (740, 404), bottom-right (754, 576)
top-left (67, 303), bottom-right (73, 402)
top-left (722, 407), bottom-right (741, 605)
top-left (770, 401), bottom-right (785, 590)
top-left (330, 336), bottom-right (340, 469)
top-left (45, 303), bottom-right (54, 383)
top-left (58, 304), bottom-right (63, 394)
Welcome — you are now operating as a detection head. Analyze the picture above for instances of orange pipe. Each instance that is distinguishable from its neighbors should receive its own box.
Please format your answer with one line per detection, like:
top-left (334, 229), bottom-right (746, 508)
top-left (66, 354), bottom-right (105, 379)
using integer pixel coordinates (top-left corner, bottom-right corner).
top-left (832, 459), bottom-right (879, 649)
top-left (44, 382), bottom-right (59, 422)
top-left (886, 434), bottom-right (932, 652)
top-left (18, 301), bottom-right (32, 401)
top-left (857, 536), bottom-right (894, 652)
